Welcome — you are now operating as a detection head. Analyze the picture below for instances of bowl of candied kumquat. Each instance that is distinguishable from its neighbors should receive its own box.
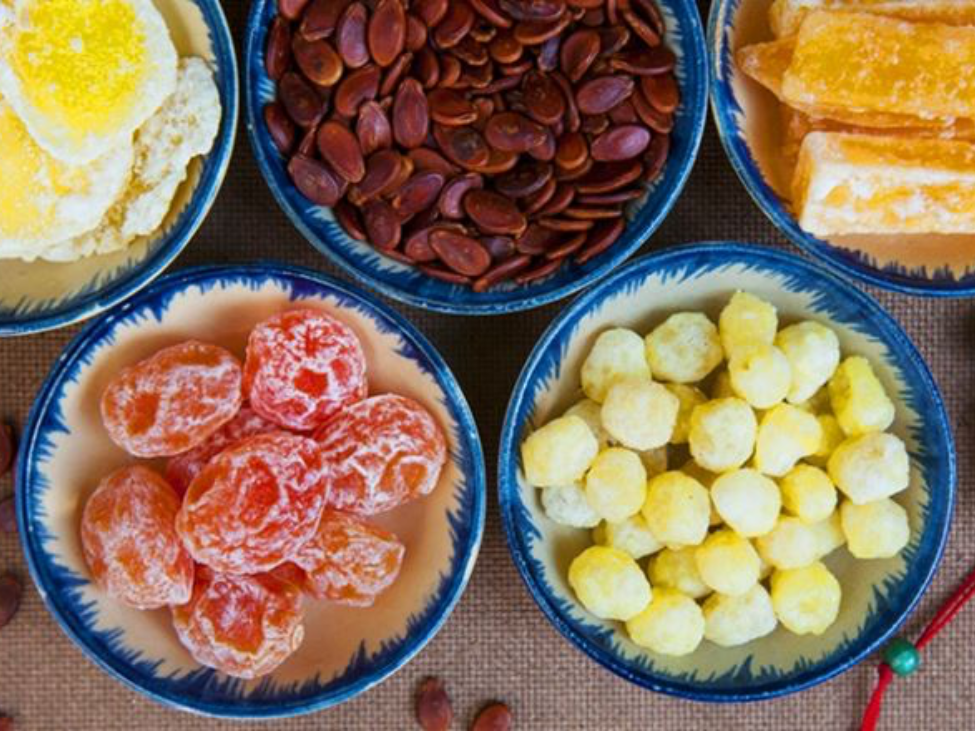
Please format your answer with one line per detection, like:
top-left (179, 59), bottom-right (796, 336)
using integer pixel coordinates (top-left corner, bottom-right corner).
top-left (15, 264), bottom-right (485, 718)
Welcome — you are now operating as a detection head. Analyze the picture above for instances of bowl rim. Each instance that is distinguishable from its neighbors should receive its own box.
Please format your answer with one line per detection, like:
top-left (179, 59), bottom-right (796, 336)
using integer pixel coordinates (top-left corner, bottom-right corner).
top-left (497, 241), bottom-right (956, 702)
top-left (243, 0), bottom-right (710, 315)
top-left (15, 262), bottom-right (487, 719)
top-left (0, 0), bottom-right (240, 338)
top-left (706, 0), bottom-right (975, 299)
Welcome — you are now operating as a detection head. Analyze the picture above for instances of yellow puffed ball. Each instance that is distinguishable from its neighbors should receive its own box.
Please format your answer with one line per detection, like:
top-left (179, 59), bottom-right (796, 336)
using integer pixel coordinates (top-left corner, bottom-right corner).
top-left (755, 516), bottom-right (821, 569)
top-left (771, 562), bottom-right (841, 636)
top-left (719, 291), bottom-right (778, 360)
top-left (695, 529), bottom-right (760, 596)
top-left (780, 464), bottom-right (837, 523)
top-left (729, 344), bottom-right (792, 409)
top-left (564, 399), bottom-right (611, 450)
top-left (581, 328), bottom-right (652, 403)
top-left (711, 469), bottom-right (781, 537)
top-left (569, 546), bottom-right (652, 621)
top-left (754, 405), bottom-right (823, 477)
top-left (522, 416), bottom-right (599, 487)
top-left (811, 511), bottom-right (846, 559)
top-left (649, 547), bottom-right (711, 599)
top-left (638, 446), bottom-right (668, 477)
top-left (828, 432), bottom-right (910, 504)
top-left (806, 414), bottom-right (844, 468)
top-left (585, 447), bottom-right (648, 522)
top-left (595, 514), bottom-right (663, 559)
top-left (626, 588), bottom-right (705, 656)
top-left (702, 584), bottom-right (778, 647)
top-left (601, 377), bottom-right (679, 451)
top-left (840, 499), bottom-right (910, 559)
top-left (688, 398), bottom-right (757, 472)
top-left (775, 322), bottom-right (841, 405)
top-left (541, 483), bottom-right (601, 528)
top-left (642, 471), bottom-right (711, 547)
top-left (666, 384), bottom-right (707, 444)
top-left (645, 313), bottom-right (723, 384)
top-left (828, 357), bottom-right (895, 436)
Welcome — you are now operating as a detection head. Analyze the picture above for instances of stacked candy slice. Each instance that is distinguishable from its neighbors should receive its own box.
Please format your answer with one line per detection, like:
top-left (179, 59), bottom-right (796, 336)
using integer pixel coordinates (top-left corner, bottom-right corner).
top-left (81, 309), bottom-right (447, 679)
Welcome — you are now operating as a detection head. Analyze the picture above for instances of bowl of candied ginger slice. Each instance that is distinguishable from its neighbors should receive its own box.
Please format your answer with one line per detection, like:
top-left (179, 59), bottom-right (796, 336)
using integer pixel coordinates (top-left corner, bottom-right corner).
top-left (16, 264), bottom-right (485, 718)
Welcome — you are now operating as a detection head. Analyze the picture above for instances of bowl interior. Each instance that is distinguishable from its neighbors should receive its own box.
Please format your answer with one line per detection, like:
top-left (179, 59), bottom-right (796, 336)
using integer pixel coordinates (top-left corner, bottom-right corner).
top-left (244, 0), bottom-right (709, 314)
top-left (709, 0), bottom-right (975, 296)
top-left (0, 0), bottom-right (237, 335)
top-left (499, 243), bottom-right (954, 700)
top-left (17, 265), bottom-right (485, 718)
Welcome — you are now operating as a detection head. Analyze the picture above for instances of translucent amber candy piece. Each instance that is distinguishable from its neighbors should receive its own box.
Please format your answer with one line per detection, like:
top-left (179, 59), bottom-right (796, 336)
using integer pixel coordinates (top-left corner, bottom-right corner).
top-left (781, 12), bottom-right (975, 122)
top-left (792, 132), bottom-right (975, 236)
top-left (738, 37), bottom-right (975, 134)
top-left (770, 0), bottom-right (975, 39)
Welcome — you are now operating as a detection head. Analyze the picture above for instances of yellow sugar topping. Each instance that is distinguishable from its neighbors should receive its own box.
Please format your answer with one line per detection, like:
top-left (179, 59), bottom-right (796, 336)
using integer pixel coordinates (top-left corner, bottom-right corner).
top-left (0, 105), bottom-right (62, 237)
top-left (11, 0), bottom-right (149, 140)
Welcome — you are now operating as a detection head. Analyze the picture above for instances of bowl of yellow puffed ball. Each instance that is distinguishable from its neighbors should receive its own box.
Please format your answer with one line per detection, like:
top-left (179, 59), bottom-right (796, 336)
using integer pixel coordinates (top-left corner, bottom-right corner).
top-left (498, 242), bottom-right (955, 701)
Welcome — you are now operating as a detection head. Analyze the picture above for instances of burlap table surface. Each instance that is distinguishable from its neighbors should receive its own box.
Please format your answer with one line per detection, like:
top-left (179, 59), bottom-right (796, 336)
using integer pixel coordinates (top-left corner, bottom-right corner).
top-left (2, 2), bottom-right (974, 728)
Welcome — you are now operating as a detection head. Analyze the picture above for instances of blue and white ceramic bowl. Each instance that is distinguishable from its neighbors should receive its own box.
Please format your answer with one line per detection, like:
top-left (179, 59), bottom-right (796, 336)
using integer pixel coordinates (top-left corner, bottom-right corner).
top-left (0, 0), bottom-right (238, 337)
top-left (499, 243), bottom-right (954, 701)
top-left (16, 264), bottom-right (485, 718)
top-left (244, 0), bottom-right (708, 315)
top-left (709, 0), bottom-right (975, 297)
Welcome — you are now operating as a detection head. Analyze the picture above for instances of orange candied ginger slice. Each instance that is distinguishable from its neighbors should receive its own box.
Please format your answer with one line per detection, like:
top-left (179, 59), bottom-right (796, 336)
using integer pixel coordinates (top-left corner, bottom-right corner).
top-left (781, 11), bottom-right (975, 122)
top-left (172, 567), bottom-right (305, 679)
top-left (243, 309), bottom-right (368, 432)
top-left (100, 340), bottom-right (243, 458)
top-left (769, 0), bottom-right (975, 39)
top-left (293, 510), bottom-right (406, 606)
top-left (792, 132), bottom-right (975, 236)
top-left (80, 465), bottom-right (193, 610)
top-left (315, 394), bottom-right (447, 515)
top-left (176, 432), bottom-right (329, 574)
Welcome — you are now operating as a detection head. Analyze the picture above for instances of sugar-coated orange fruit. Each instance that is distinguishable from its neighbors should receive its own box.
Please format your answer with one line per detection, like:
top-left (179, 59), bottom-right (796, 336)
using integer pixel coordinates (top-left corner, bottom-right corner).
top-left (176, 432), bottom-right (330, 574)
top-left (315, 394), bottom-right (447, 515)
top-left (100, 341), bottom-right (243, 458)
top-left (293, 509), bottom-right (406, 606)
top-left (243, 309), bottom-right (367, 431)
top-left (80, 465), bottom-right (193, 610)
top-left (172, 566), bottom-right (305, 679)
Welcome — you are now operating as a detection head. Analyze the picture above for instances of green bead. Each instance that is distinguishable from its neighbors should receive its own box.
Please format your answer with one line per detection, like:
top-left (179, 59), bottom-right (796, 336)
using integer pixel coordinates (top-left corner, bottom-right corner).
top-left (884, 638), bottom-right (921, 676)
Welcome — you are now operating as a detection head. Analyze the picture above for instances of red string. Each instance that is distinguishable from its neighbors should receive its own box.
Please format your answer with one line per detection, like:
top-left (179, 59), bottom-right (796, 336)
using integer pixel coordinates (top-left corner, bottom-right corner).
top-left (860, 567), bottom-right (975, 731)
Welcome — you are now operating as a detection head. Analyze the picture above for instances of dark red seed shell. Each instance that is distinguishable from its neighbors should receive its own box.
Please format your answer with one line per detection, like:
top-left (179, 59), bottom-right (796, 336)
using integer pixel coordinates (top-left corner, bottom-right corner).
top-left (264, 102), bottom-right (296, 154)
top-left (590, 125), bottom-right (651, 161)
top-left (266, 17), bottom-right (292, 82)
top-left (317, 121), bottom-right (366, 182)
top-left (336, 2), bottom-right (371, 69)
top-left (472, 253), bottom-right (532, 291)
top-left (368, 0), bottom-right (407, 67)
top-left (429, 229), bottom-right (492, 276)
top-left (363, 198), bottom-right (402, 250)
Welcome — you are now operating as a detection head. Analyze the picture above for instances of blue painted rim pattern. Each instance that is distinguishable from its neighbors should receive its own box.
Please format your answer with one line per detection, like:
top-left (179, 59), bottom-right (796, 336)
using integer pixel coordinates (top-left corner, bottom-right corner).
top-left (0, 0), bottom-right (240, 337)
top-left (707, 0), bottom-right (975, 298)
top-left (498, 242), bottom-right (955, 701)
top-left (244, 0), bottom-right (710, 315)
top-left (16, 263), bottom-right (487, 719)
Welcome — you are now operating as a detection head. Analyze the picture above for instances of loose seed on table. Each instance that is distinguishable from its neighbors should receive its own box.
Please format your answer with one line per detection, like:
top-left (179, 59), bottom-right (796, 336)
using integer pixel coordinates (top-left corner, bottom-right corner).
top-left (267, 0), bottom-right (679, 289)
top-left (470, 702), bottom-right (514, 731)
top-left (0, 575), bottom-right (21, 631)
top-left (415, 677), bottom-right (453, 731)
top-left (0, 423), bottom-right (13, 477)
top-left (0, 498), bottom-right (14, 535)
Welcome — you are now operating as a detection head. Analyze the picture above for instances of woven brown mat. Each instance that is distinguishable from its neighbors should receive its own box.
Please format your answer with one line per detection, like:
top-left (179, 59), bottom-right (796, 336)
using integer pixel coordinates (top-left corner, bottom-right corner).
top-left (2, 1), bottom-right (974, 728)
